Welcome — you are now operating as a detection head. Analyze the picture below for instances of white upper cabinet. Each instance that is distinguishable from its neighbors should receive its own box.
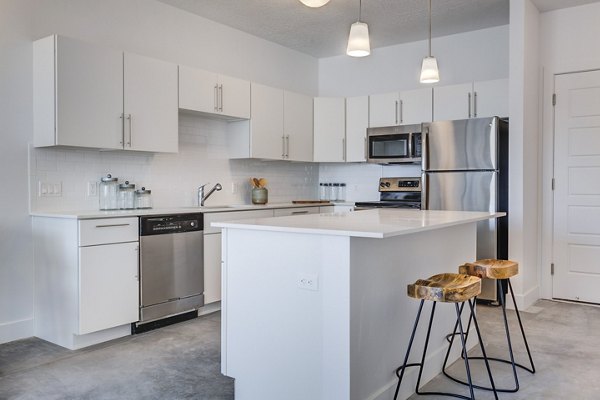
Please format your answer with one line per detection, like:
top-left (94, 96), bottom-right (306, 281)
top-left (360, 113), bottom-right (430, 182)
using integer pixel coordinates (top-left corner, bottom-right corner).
top-left (369, 92), bottom-right (399, 128)
top-left (284, 91), bottom-right (313, 162)
top-left (472, 79), bottom-right (509, 119)
top-left (314, 97), bottom-right (346, 162)
top-left (34, 35), bottom-right (124, 149)
top-left (345, 96), bottom-right (369, 162)
top-left (33, 35), bottom-right (178, 152)
top-left (179, 65), bottom-right (250, 119)
top-left (399, 88), bottom-right (433, 124)
top-left (433, 79), bottom-right (508, 121)
top-left (124, 53), bottom-right (178, 153)
top-left (250, 83), bottom-right (285, 160)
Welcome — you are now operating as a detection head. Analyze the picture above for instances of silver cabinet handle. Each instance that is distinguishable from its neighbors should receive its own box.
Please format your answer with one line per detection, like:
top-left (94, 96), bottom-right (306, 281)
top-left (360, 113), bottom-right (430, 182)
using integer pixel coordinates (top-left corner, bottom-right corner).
top-left (126, 114), bottom-right (132, 147)
top-left (95, 223), bottom-right (131, 228)
top-left (219, 84), bottom-right (224, 112)
top-left (364, 136), bottom-right (368, 161)
top-left (119, 113), bottom-right (124, 146)
top-left (282, 136), bottom-right (286, 158)
top-left (214, 84), bottom-right (218, 112)
top-left (399, 100), bottom-right (404, 123)
top-left (395, 100), bottom-right (399, 125)
top-left (285, 135), bottom-right (290, 158)
top-left (291, 210), bottom-right (309, 215)
top-left (473, 91), bottom-right (478, 117)
top-left (468, 92), bottom-right (472, 118)
top-left (342, 137), bottom-right (346, 161)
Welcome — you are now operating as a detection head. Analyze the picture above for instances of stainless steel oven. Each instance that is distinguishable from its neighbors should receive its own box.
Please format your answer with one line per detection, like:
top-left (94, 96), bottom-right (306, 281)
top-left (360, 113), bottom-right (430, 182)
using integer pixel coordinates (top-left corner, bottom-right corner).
top-left (138, 213), bottom-right (204, 326)
top-left (367, 124), bottom-right (422, 164)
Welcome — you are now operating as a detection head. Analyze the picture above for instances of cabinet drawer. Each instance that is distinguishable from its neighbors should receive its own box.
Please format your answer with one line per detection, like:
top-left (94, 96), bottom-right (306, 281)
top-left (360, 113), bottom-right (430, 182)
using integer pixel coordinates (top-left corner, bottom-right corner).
top-left (204, 209), bottom-right (274, 234)
top-left (79, 217), bottom-right (139, 246)
top-left (273, 207), bottom-right (320, 217)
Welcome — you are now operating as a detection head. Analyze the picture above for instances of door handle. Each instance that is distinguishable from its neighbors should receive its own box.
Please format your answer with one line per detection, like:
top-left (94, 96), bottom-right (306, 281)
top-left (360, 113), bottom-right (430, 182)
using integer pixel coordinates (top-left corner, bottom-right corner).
top-left (473, 91), bottom-right (478, 117)
top-left (291, 210), bottom-right (309, 215)
top-left (214, 84), bottom-right (218, 112)
top-left (364, 136), bottom-right (368, 161)
top-left (219, 84), bottom-right (224, 112)
top-left (126, 114), bottom-right (132, 147)
top-left (342, 137), bottom-right (346, 161)
top-left (282, 136), bottom-right (286, 158)
top-left (395, 100), bottom-right (399, 124)
top-left (285, 135), bottom-right (290, 158)
top-left (119, 114), bottom-right (124, 146)
top-left (95, 223), bottom-right (131, 228)
top-left (468, 93), bottom-right (472, 118)
top-left (399, 100), bottom-right (404, 123)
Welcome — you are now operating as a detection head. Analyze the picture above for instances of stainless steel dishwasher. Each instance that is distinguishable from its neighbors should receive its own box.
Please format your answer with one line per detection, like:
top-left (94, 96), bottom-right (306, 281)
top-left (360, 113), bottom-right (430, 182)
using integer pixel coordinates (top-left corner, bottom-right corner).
top-left (136, 213), bottom-right (204, 331)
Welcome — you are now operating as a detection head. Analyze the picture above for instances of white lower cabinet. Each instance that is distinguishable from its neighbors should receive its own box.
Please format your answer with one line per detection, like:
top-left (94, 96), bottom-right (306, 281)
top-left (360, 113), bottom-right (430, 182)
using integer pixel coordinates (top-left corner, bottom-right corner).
top-left (79, 242), bottom-right (139, 335)
top-left (203, 233), bottom-right (223, 305)
top-left (34, 217), bottom-right (139, 350)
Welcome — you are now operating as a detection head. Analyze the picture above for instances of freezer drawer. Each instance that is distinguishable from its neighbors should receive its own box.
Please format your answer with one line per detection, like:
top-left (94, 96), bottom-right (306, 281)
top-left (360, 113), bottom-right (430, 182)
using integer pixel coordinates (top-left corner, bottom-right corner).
top-left (423, 117), bottom-right (498, 171)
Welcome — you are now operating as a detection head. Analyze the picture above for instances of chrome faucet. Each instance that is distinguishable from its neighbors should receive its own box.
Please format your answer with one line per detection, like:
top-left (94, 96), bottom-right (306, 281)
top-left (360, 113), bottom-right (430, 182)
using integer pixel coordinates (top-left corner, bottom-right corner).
top-left (198, 183), bottom-right (222, 206)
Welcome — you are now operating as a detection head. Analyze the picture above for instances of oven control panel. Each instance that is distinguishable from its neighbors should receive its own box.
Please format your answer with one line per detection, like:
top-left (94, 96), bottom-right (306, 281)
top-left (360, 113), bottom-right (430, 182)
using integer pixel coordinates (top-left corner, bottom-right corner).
top-left (378, 177), bottom-right (422, 192)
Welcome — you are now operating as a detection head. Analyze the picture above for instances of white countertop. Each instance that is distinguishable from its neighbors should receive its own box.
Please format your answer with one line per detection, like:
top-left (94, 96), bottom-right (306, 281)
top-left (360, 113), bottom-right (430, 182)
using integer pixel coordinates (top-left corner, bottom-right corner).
top-left (214, 209), bottom-right (506, 239)
top-left (30, 202), bottom-right (337, 219)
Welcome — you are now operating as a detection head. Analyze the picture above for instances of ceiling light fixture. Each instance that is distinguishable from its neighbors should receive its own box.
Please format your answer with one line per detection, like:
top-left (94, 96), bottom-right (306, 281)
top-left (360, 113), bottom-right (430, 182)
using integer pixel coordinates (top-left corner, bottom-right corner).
top-left (420, 0), bottom-right (439, 83)
top-left (298, 0), bottom-right (330, 8)
top-left (346, 0), bottom-right (370, 57)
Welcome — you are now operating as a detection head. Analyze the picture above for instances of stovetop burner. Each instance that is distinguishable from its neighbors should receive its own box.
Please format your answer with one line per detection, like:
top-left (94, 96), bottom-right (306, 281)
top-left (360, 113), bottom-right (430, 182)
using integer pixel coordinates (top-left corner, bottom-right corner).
top-left (355, 177), bottom-right (422, 210)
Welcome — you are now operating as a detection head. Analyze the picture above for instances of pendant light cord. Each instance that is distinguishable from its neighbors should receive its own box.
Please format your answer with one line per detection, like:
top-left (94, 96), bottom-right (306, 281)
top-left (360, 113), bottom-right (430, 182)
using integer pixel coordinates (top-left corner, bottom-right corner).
top-left (358, 0), bottom-right (362, 22)
top-left (428, 0), bottom-right (432, 57)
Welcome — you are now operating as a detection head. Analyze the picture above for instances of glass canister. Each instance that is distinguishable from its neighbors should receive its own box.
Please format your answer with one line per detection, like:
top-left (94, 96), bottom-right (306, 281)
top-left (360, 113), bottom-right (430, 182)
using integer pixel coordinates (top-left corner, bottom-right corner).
top-left (332, 183), bottom-right (341, 201)
top-left (118, 181), bottom-right (136, 210)
top-left (135, 187), bottom-right (153, 209)
top-left (99, 174), bottom-right (119, 210)
top-left (319, 183), bottom-right (327, 201)
top-left (339, 183), bottom-right (347, 202)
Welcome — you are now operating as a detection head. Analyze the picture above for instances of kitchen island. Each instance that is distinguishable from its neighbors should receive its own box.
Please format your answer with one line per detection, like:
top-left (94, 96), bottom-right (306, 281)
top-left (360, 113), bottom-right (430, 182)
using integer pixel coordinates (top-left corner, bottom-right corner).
top-left (215, 209), bottom-right (505, 400)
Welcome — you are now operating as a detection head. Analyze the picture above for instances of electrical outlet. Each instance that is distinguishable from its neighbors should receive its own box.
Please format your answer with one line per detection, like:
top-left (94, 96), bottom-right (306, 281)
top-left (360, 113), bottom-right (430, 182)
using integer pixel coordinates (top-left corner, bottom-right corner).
top-left (297, 273), bottom-right (319, 291)
top-left (87, 181), bottom-right (98, 197)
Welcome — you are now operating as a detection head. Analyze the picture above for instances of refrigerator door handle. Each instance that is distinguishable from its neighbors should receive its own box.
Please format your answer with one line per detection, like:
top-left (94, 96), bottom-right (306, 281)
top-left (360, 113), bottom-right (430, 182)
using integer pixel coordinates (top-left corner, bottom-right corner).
top-left (421, 172), bottom-right (428, 210)
top-left (421, 126), bottom-right (429, 171)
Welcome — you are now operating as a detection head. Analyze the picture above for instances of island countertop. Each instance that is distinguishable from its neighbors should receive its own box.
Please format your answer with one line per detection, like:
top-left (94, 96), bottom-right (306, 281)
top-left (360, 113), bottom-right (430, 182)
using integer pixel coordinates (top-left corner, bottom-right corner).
top-left (213, 209), bottom-right (505, 239)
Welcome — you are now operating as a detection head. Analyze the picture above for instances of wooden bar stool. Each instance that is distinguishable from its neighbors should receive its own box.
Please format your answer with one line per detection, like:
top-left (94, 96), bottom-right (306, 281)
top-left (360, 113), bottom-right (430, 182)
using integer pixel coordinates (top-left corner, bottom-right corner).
top-left (394, 273), bottom-right (498, 400)
top-left (442, 259), bottom-right (535, 393)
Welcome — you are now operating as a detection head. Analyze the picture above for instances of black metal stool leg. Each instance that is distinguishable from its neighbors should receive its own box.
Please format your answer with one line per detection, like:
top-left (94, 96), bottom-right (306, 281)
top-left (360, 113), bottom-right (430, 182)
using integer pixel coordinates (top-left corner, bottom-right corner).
top-left (468, 298), bottom-right (499, 400)
top-left (441, 301), bottom-right (465, 373)
top-left (455, 302), bottom-right (475, 400)
top-left (394, 300), bottom-right (425, 400)
top-left (415, 301), bottom-right (437, 394)
top-left (498, 278), bottom-right (520, 392)
top-left (508, 278), bottom-right (536, 373)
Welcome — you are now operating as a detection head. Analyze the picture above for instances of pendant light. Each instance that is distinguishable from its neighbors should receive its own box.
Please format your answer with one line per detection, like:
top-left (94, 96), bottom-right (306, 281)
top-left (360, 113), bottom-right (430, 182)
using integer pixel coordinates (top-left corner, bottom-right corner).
top-left (298, 0), bottom-right (330, 7)
top-left (346, 0), bottom-right (370, 57)
top-left (420, 0), bottom-right (439, 83)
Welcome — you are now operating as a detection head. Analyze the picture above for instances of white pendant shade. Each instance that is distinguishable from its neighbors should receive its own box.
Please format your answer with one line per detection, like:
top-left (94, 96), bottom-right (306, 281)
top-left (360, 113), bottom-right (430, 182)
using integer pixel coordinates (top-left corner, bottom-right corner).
top-left (298, 0), bottom-right (330, 7)
top-left (346, 21), bottom-right (370, 57)
top-left (420, 56), bottom-right (439, 83)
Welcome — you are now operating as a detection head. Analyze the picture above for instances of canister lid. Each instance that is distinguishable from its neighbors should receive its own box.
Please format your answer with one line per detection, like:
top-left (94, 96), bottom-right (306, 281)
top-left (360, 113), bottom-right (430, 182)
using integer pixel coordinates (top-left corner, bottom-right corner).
top-left (101, 174), bottom-right (118, 182)
top-left (135, 187), bottom-right (151, 195)
top-left (119, 181), bottom-right (135, 189)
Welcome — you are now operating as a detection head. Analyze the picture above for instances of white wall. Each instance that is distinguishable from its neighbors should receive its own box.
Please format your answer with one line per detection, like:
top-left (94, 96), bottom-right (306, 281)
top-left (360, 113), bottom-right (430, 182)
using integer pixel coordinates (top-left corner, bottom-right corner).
top-left (539, 2), bottom-right (600, 299)
top-left (1, 0), bottom-right (319, 343)
top-left (318, 25), bottom-right (509, 97)
top-left (508, 0), bottom-right (541, 309)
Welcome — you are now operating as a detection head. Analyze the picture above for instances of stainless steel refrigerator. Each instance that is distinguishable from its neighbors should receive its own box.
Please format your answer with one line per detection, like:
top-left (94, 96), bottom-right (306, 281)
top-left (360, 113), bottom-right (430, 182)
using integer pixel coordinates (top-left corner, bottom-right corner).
top-left (422, 117), bottom-right (508, 301)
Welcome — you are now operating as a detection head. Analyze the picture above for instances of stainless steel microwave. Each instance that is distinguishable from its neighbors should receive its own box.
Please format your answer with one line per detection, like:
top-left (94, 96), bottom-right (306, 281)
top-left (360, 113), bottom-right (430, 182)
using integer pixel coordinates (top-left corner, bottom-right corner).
top-left (366, 124), bottom-right (422, 164)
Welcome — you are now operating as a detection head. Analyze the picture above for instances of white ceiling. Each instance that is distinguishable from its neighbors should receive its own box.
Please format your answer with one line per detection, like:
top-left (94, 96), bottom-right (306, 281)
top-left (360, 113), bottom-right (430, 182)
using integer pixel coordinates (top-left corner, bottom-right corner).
top-left (158, 0), bottom-right (510, 58)
top-left (158, 0), bottom-right (600, 58)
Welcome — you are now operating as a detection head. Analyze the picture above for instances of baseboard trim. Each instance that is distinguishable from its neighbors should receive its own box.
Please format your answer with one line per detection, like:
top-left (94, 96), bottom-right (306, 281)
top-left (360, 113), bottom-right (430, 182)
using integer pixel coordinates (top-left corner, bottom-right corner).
top-left (506, 285), bottom-right (539, 311)
top-left (0, 318), bottom-right (33, 344)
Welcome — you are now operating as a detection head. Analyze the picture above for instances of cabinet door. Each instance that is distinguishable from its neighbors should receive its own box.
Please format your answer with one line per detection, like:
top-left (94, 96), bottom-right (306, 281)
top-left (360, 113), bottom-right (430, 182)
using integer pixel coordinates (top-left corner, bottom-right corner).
top-left (345, 96), bottom-right (369, 162)
top-left (179, 65), bottom-right (218, 114)
top-left (314, 97), bottom-right (346, 162)
top-left (399, 88), bottom-right (433, 125)
top-left (433, 83), bottom-right (473, 121)
top-left (251, 83), bottom-right (284, 159)
top-left (473, 79), bottom-right (509, 118)
top-left (204, 233), bottom-right (222, 304)
top-left (219, 74), bottom-right (251, 119)
top-left (79, 242), bottom-right (139, 334)
top-left (284, 91), bottom-right (313, 162)
top-left (53, 36), bottom-right (123, 149)
top-left (124, 53), bottom-right (178, 153)
top-left (369, 92), bottom-right (399, 127)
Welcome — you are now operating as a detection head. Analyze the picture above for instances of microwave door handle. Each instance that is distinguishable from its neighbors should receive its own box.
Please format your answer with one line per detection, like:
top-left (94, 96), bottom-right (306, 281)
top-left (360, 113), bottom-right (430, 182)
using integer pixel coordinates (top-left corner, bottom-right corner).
top-left (408, 132), bottom-right (413, 159)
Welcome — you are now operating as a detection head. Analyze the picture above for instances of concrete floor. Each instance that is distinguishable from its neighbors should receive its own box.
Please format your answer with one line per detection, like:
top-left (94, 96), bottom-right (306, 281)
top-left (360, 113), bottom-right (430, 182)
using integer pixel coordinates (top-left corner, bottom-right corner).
top-left (0, 300), bottom-right (599, 399)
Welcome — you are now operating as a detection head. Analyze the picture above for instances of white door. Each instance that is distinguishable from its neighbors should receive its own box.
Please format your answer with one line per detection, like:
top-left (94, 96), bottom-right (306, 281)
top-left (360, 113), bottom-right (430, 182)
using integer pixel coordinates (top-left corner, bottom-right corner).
top-left (79, 242), bottom-right (139, 334)
top-left (124, 53), bottom-right (178, 153)
top-left (473, 79), bottom-right (509, 119)
top-left (554, 69), bottom-right (600, 303)
top-left (219, 74), bottom-right (251, 119)
top-left (399, 88), bottom-right (433, 125)
top-left (178, 65), bottom-right (219, 114)
top-left (314, 97), bottom-right (345, 162)
top-left (250, 83), bottom-right (284, 159)
top-left (369, 92), bottom-right (399, 127)
top-left (345, 96), bottom-right (369, 162)
top-left (284, 91), bottom-right (313, 162)
top-left (433, 83), bottom-right (473, 121)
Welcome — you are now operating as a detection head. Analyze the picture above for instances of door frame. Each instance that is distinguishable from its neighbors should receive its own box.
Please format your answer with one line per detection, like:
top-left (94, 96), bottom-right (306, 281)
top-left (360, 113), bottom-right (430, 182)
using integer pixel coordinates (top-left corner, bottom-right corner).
top-left (540, 67), bottom-right (600, 300)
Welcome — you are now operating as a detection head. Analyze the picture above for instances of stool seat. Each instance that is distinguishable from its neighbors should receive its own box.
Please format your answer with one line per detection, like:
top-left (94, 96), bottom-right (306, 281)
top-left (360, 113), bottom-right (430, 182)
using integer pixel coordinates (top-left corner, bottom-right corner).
top-left (459, 259), bottom-right (519, 280)
top-left (407, 273), bottom-right (481, 303)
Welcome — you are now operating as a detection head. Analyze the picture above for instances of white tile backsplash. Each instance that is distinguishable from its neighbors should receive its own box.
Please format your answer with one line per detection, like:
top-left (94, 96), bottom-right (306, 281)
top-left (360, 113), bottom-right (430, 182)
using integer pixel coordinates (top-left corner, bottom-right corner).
top-left (30, 114), bottom-right (318, 212)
